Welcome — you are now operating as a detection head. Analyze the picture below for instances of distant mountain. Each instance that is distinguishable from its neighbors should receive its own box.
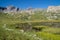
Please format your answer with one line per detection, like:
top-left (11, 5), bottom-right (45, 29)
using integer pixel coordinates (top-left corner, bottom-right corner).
top-left (0, 7), bottom-right (7, 12)
top-left (0, 6), bottom-right (6, 12)
top-left (0, 5), bottom-right (45, 14)
top-left (47, 6), bottom-right (60, 13)
top-left (0, 5), bottom-right (19, 13)
top-left (1, 5), bottom-right (60, 14)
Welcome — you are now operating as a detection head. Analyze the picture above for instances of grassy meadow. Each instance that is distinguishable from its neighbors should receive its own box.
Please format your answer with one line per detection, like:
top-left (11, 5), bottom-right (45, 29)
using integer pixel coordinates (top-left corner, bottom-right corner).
top-left (0, 12), bottom-right (60, 40)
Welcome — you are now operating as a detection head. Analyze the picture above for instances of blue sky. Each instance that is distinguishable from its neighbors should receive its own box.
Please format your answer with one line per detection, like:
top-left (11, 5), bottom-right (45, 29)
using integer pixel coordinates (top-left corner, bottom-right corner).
top-left (0, 0), bottom-right (60, 9)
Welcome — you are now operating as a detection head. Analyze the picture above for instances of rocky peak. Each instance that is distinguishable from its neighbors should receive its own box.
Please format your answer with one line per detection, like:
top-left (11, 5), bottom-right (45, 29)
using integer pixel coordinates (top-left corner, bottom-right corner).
top-left (47, 6), bottom-right (60, 13)
top-left (7, 5), bottom-right (16, 11)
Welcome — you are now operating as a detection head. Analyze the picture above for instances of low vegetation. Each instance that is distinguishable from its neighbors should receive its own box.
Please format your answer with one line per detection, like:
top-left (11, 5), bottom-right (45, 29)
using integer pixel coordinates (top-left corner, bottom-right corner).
top-left (0, 12), bottom-right (60, 40)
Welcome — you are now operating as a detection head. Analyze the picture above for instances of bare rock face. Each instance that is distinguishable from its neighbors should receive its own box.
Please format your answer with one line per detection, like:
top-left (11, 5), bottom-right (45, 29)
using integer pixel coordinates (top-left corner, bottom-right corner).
top-left (7, 5), bottom-right (16, 11)
top-left (47, 6), bottom-right (60, 13)
top-left (6, 5), bottom-right (19, 12)
top-left (0, 5), bottom-right (20, 13)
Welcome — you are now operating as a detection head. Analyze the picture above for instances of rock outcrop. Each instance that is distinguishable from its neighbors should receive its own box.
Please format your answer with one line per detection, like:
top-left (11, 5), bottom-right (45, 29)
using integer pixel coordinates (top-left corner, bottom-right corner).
top-left (0, 5), bottom-right (19, 13)
top-left (0, 5), bottom-right (45, 14)
top-left (47, 6), bottom-right (60, 13)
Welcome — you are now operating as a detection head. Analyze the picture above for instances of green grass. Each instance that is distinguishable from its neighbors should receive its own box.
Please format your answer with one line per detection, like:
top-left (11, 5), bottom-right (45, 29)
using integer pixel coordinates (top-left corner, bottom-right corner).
top-left (36, 32), bottom-right (60, 40)
top-left (43, 27), bottom-right (60, 34)
top-left (0, 12), bottom-right (60, 40)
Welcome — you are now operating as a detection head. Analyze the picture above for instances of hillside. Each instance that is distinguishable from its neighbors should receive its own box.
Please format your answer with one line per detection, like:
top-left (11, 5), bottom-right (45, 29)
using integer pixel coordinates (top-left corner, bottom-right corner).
top-left (0, 10), bottom-right (60, 40)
